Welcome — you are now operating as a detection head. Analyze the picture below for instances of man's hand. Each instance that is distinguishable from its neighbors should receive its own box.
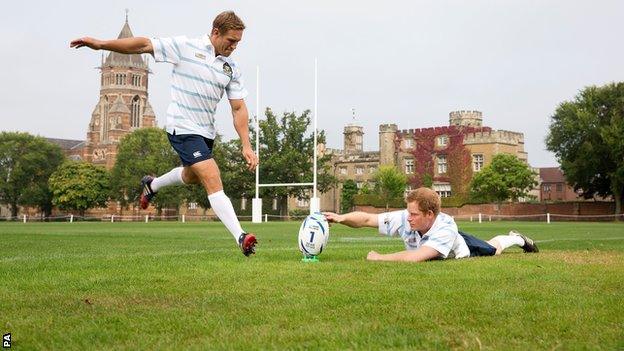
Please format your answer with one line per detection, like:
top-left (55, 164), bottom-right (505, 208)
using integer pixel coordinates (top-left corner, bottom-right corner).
top-left (322, 212), bottom-right (344, 224)
top-left (367, 251), bottom-right (382, 261)
top-left (70, 37), bottom-right (103, 50)
top-left (242, 146), bottom-right (258, 171)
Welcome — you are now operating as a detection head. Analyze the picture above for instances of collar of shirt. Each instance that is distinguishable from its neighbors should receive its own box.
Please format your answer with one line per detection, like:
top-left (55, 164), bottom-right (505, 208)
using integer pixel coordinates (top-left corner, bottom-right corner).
top-left (201, 34), bottom-right (231, 63)
top-left (417, 213), bottom-right (452, 238)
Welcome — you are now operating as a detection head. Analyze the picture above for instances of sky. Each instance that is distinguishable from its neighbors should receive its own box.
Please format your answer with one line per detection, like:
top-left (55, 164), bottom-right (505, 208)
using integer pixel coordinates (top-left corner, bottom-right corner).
top-left (1, 0), bottom-right (623, 167)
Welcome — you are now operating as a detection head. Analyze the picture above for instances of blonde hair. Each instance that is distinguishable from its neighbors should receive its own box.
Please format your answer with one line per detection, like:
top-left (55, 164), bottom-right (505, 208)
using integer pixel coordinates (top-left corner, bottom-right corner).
top-left (406, 187), bottom-right (441, 215)
top-left (212, 11), bottom-right (246, 33)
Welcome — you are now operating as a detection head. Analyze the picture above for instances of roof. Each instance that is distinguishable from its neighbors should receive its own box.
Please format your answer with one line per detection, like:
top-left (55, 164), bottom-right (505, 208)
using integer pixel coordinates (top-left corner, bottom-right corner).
top-left (143, 101), bottom-right (155, 116)
top-left (102, 19), bottom-right (148, 69)
top-left (540, 167), bottom-right (565, 183)
top-left (46, 138), bottom-right (85, 151)
top-left (109, 95), bottom-right (131, 114)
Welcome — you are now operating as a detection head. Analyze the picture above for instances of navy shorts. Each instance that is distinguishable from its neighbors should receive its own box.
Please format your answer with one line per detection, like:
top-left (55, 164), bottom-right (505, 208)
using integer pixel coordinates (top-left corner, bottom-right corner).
top-left (167, 132), bottom-right (214, 166)
top-left (458, 231), bottom-right (497, 257)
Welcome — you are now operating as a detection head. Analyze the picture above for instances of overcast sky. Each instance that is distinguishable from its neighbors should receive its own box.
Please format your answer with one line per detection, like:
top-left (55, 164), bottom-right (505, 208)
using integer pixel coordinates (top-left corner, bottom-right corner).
top-left (2, 0), bottom-right (623, 167)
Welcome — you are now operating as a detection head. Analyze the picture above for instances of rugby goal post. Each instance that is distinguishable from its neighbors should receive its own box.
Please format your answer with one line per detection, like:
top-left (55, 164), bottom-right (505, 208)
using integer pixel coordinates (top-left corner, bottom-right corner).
top-left (252, 60), bottom-right (320, 223)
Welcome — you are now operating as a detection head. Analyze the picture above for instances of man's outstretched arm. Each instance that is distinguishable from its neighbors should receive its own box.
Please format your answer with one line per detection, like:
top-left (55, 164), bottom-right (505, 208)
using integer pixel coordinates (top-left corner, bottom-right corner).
top-left (366, 246), bottom-right (440, 262)
top-left (323, 211), bottom-right (378, 228)
top-left (70, 36), bottom-right (153, 55)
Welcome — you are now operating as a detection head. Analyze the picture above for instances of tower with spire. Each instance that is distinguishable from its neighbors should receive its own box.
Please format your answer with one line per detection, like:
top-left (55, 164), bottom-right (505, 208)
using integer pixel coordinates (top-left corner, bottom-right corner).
top-left (83, 13), bottom-right (157, 169)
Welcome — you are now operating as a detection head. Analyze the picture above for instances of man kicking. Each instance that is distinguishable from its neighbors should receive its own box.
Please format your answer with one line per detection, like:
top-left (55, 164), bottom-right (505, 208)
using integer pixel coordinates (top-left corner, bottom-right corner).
top-left (70, 11), bottom-right (258, 256)
top-left (324, 187), bottom-right (538, 262)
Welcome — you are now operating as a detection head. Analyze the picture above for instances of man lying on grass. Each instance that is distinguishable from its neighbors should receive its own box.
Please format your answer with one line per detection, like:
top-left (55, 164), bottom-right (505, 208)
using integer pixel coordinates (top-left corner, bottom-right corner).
top-left (323, 187), bottom-right (539, 262)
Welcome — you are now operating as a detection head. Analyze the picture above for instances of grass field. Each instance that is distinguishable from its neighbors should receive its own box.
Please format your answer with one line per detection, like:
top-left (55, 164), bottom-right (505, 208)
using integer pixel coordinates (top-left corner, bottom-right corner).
top-left (1, 220), bottom-right (623, 350)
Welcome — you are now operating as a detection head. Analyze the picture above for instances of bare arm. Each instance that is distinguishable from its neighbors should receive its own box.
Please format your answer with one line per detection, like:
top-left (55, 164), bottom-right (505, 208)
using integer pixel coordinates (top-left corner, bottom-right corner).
top-left (230, 99), bottom-right (258, 171)
top-left (70, 36), bottom-right (153, 55)
top-left (323, 211), bottom-right (379, 228)
top-left (366, 246), bottom-right (441, 262)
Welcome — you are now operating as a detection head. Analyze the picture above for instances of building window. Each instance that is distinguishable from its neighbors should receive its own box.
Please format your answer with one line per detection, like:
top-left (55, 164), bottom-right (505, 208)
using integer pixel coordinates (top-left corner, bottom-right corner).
top-left (433, 183), bottom-right (452, 197)
top-left (356, 182), bottom-right (364, 189)
top-left (473, 154), bottom-right (484, 172)
top-left (369, 166), bottom-right (377, 174)
top-left (404, 139), bottom-right (413, 148)
top-left (543, 184), bottom-right (551, 192)
top-left (437, 135), bottom-right (448, 147)
top-left (356, 166), bottom-right (364, 175)
top-left (297, 198), bottom-right (309, 207)
top-left (188, 202), bottom-right (197, 210)
top-left (241, 197), bottom-right (246, 211)
top-left (437, 155), bottom-right (447, 174)
top-left (339, 167), bottom-right (347, 175)
top-left (404, 184), bottom-right (413, 197)
top-left (405, 159), bottom-right (414, 174)
top-left (131, 96), bottom-right (141, 128)
top-left (556, 183), bottom-right (563, 192)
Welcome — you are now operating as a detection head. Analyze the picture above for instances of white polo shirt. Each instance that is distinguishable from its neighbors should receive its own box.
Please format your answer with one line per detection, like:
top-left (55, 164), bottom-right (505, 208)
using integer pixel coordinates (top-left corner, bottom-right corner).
top-left (150, 35), bottom-right (248, 139)
top-left (378, 210), bottom-right (470, 259)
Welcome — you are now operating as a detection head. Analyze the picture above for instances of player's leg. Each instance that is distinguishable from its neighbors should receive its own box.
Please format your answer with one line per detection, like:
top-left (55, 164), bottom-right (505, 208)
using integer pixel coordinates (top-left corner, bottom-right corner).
top-left (140, 133), bottom-right (199, 209)
top-left (487, 230), bottom-right (539, 254)
top-left (191, 158), bottom-right (257, 256)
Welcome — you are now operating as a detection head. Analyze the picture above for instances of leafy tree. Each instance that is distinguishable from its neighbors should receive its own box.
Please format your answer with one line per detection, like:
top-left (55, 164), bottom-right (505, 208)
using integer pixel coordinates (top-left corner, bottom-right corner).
top-left (340, 179), bottom-right (359, 213)
top-left (372, 165), bottom-right (407, 210)
top-left (110, 128), bottom-right (184, 214)
top-left (49, 161), bottom-right (110, 216)
top-left (258, 108), bottom-right (337, 216)
top-left (546, 82), bottom-right (624, 214)
top-left (0, 132), bottom-right (65, 217)
top-left (470, 154), bottom-right (537, 208)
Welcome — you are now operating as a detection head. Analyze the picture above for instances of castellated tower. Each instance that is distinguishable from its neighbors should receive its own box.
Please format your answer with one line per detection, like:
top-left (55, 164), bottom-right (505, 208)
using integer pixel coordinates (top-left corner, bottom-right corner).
top-left (379, 124), bottom-right (398, 166)
top-left (449, 110), bottom-right (483, 127)
top-left (343, 125), bottom-right (364, 154)
top-left (83, 16), bottom-right (157, 169)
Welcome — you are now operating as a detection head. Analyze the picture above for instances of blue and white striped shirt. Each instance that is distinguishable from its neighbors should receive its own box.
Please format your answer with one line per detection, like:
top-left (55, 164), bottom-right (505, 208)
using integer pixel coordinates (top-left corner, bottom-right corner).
top-left (378, 210), bottom-right (470, 259)
top-left (150, 35), bottom-right (248, 139)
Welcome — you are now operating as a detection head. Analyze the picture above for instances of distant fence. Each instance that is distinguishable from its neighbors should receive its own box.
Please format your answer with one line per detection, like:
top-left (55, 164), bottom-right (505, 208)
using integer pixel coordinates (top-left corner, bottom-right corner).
top-left (0, 213), bottom-right (311, 223)
top-left (1, 212), bottom-right (623, 223)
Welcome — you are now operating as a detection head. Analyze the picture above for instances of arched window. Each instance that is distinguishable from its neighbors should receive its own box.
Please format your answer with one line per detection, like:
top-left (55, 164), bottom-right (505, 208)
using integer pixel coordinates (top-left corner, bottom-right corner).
top-left (102, 96), bottom-right (109, 141)
top-left (131, 96), bottom-right (141, 127)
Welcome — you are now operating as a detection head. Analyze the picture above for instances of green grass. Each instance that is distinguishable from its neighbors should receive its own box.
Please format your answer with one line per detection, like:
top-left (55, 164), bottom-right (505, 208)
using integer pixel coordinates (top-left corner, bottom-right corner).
top-left (1, 221), bottom-right (623, 350)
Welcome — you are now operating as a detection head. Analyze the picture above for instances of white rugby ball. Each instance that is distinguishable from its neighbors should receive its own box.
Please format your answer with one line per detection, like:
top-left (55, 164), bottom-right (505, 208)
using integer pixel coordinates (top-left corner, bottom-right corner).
top-left (298, 213), bottom-right (330, 257)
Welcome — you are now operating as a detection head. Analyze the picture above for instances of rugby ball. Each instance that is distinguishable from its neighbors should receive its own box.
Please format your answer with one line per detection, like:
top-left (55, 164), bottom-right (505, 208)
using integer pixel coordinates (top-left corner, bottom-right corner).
top-left (298, 213), bottom-right (330, 257)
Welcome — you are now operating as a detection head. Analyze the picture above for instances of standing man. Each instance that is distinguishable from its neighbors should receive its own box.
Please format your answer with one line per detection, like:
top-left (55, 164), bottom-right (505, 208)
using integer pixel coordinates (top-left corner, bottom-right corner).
top-left (324, 187), bottom-right (538, 262)
top-left (71, 11), bottom-right (258, 256)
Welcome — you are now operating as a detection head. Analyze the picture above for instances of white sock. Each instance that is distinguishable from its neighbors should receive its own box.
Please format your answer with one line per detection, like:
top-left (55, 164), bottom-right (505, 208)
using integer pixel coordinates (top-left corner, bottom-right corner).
top-left (491, 235), bottom-right (525, 250)
top-left (208, 190), bottom-right (244, 241)
top-left (151, 167), bottom-right (185, 192)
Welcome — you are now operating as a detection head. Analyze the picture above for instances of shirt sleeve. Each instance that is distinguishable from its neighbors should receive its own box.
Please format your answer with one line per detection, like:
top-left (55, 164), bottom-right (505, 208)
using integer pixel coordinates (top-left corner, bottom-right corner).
top-left (421, 227), bottom-right (457, 258)
top-left (377, 210), bottom-right (406, 237)
top-left (149, 36), bottom-right (185, 64)
top-left (226, 67), bottom-right (248, 100)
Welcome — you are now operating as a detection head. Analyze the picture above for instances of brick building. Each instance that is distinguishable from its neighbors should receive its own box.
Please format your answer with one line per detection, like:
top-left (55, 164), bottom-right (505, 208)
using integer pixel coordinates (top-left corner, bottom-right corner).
top-left (315, 110), bottom-right (529, 212)
top-left (539, 167), bottom-right (579, 202)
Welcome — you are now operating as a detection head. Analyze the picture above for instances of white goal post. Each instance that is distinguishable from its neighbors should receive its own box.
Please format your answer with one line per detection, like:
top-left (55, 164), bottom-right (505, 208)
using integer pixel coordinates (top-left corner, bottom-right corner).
top-left (252, 60), bottom-right (320, 223)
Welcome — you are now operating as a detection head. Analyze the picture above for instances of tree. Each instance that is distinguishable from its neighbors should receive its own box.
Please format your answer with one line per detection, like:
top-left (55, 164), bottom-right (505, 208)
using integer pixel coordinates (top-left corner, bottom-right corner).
top-left (49, 161), bottom-right (110, 216)
top-left (0, 132), bottom-right (65, 217)
top-left (185, 134), bottom-right (255, 212)
top-left (258, 108), bottom-right (337, 216)
top-left (110, 128), bottom-right (185, 214)
top-left (470, 154), bottom-right (537, 208)
top-left (340, 179), bottom-right (358, 213)
top-left (372, 166), bottom-right (407, 210)
top-left (546, 82), bottom-right (624, 214)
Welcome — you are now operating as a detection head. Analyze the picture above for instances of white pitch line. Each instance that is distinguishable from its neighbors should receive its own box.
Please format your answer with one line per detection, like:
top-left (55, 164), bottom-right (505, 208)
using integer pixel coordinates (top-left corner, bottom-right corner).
top-left (536, 237), bottom-right (624, 243)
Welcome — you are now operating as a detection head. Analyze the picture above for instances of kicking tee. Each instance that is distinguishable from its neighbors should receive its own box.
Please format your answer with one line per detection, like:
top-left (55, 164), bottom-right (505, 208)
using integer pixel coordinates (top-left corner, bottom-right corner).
top-left (377, 210), bottom-right (470, 259)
